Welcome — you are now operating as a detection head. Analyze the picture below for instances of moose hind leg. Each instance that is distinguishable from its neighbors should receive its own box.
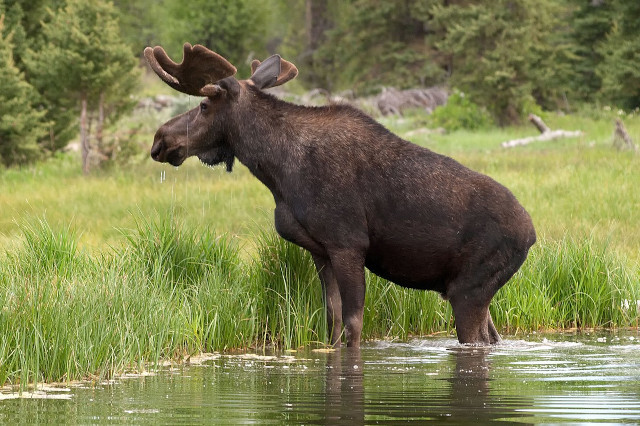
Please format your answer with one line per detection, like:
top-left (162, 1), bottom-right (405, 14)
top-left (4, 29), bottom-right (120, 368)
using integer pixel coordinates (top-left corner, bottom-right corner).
top-left (450, 297), bottom-right (492, 344)
top-left (487, 311), bottom-right (501, 344)
top-left (449, 245), bottom-right (528, 344)
top-left (313, 255), bottom-right (343, 347)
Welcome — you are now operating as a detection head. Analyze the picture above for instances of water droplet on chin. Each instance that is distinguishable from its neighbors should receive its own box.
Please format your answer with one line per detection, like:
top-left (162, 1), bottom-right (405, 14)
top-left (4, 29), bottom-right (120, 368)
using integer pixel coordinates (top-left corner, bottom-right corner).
top-left (160, 170), bottom-right (166, 183)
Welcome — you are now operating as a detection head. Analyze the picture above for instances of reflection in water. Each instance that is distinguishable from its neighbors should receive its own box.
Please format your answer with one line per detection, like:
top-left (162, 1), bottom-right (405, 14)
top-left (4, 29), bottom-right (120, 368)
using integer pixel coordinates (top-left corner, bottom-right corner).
top-left (323, 345), bottom-right (501, 424)
top-left (1, 332), bottom-right (639, 423)
top-left (447, 347), bottom-right (493, 422)
top-left (324, 349), bottom-right (364, 425)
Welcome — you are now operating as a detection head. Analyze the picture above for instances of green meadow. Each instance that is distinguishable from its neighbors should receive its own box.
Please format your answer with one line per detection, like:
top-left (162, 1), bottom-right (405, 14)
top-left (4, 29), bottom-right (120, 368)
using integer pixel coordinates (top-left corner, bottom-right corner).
top-left (1, 109), bottom-right (639, 387)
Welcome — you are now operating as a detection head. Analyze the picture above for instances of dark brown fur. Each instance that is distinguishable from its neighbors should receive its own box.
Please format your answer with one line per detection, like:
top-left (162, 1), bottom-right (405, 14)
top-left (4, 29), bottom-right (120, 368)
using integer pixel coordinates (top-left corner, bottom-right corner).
top-left (149, 51), bottom-right (536, 347)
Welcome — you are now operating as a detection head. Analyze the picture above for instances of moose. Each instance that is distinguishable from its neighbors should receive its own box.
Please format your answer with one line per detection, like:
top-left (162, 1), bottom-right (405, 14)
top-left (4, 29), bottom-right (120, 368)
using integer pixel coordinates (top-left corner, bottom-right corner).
top-left (144, 43), bottom-right (536, 347)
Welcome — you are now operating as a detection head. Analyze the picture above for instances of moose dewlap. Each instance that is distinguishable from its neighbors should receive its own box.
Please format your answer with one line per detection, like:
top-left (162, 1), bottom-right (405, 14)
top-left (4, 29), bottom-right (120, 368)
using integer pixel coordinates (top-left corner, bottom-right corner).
top-left (145, 43), bottom-right (536, 347)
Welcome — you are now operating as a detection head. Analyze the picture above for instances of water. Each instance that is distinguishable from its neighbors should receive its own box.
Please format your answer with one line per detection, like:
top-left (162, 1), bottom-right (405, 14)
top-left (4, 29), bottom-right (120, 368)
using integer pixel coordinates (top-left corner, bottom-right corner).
top-left (1, 331), bottom-right (639, 424)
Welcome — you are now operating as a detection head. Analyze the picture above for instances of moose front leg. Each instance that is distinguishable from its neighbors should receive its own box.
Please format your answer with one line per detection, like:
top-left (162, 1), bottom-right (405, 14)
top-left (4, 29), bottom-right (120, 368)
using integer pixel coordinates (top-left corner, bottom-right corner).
top-left (313, 255), bottom-right (343, 346)
top-left (327, 248), bottom-right (367, 348)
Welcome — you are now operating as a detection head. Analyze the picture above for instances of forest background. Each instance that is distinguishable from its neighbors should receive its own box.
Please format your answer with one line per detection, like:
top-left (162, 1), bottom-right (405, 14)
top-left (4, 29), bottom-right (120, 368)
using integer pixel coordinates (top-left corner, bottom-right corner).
top-left (1, 0), bottom-right (639, 171)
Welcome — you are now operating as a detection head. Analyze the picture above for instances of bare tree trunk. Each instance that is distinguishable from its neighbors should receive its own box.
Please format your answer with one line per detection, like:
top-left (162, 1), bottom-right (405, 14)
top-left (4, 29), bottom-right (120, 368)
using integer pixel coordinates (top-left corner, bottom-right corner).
top-left (528, 114), bottom-right (550, 134)
top-left (306, 0), bottom-right (329, 52)
top-left (96, 91), bottom-right (105, 152)
top-left (305, 0), bottom-right (330, 88)
top-left (80, 95), bottom-right (90, 174)
top-left (613, 118), bottom-right (637, 151)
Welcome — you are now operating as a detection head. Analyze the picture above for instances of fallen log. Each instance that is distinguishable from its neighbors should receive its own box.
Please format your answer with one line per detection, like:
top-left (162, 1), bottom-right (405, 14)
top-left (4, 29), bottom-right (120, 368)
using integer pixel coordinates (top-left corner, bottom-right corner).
top-left (501, 114), bottom-right (582, 148)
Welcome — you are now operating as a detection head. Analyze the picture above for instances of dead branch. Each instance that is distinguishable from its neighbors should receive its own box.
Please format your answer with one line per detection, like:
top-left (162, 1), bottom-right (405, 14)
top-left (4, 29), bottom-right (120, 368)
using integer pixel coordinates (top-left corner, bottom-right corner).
top-left (612, 118), bottom-right (638, 152)
top-left (501, 114), bottom-right (582, 148)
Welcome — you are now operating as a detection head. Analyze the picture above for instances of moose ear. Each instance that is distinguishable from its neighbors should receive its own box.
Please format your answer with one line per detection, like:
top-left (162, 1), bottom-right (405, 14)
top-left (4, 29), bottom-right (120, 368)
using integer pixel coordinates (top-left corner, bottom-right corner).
top-left (250, 55), bottom-right (298, 90)
top-left (217, 76), bottom-right (240, 99)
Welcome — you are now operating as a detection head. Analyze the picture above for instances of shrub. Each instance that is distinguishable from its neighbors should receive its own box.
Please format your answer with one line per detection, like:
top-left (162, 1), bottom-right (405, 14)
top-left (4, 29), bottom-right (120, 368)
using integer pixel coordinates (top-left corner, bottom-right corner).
top-left (429, 90), bottom-right (493, 131)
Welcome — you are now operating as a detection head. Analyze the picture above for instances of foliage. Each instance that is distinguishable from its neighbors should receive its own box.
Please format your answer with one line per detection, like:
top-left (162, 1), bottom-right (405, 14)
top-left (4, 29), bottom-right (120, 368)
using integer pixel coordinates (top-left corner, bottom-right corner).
top-left (111, 0), bottom-right (164, 55)
top-left (158, 0), bottom-right (274, 77)
top-left (596, 0), bottom-right (640, 110)
top-left (428, 90), bottom-right (493, 131)
top-left (2, 0), bottom-right (75, 152)
top-left (23, 0), bottom-right (138, 172)
top-left (561, 0), bottom-right (613, 105)
top-left (314, 0), bottom-right (446, 93)
top-left (0, 15), bottom-right (48, 167)
top-left (432, 0), bottom-right (569, 124)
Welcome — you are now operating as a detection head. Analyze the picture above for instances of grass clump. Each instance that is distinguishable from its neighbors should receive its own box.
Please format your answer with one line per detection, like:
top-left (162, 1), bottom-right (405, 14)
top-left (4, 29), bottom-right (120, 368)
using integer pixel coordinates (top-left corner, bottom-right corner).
top-left (122, 213), bottom-right (240, 286)
top-left (252, 231), bottom-right (326, 348)
top-left (493, 237), bottom-right (640, 333)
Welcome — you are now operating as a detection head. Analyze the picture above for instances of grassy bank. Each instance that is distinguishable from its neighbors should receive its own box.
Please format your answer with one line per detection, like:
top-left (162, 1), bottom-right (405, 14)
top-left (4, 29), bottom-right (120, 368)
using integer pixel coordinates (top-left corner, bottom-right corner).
top-left (1, 217), bottom-right (638, 388)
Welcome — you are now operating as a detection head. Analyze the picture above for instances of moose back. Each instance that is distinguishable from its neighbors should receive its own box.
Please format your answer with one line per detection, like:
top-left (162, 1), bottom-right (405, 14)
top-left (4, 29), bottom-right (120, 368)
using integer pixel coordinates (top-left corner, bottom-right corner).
top-left (144, 43), bottom-right (536, 347)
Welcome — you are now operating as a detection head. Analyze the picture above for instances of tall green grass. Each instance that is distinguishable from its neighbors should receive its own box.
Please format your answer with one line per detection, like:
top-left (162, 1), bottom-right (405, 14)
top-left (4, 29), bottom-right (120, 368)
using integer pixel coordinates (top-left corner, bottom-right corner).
top-left (493, 237), bottom-right (640, 333)
top-left (1, 216), bottom-right (638, 388)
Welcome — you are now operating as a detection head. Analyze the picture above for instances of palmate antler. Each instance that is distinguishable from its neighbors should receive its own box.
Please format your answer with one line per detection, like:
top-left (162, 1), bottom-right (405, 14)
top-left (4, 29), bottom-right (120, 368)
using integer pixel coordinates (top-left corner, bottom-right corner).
top-left (250, 55), bottom-right (298, 88)
top-left (144, 43), bottom-right (237, 96)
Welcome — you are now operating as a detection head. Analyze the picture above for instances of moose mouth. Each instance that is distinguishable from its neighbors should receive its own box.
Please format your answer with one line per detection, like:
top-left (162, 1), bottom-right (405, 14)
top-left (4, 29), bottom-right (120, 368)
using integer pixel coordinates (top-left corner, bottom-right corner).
top-left (157, 148), bottom-right (186, 167)
top-left (150, 140), bottom-right (187, 166)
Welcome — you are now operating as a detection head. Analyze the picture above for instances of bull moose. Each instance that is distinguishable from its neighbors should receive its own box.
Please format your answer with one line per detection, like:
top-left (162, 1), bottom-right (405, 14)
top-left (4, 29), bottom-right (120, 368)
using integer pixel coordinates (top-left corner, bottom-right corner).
top-left (144, 43), bottom-right (536, 347)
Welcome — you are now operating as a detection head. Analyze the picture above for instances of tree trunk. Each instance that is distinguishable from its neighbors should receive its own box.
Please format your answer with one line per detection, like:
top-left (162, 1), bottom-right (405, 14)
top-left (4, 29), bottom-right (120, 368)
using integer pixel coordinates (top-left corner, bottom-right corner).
top-left (304, 0), bottom-right (330, 88)
top-left (613, 118), bottom-right (637, 151)
top-left (306, 0), bottom-right (329, 52)
top-left (528, 114), bottom-right (551, 134)
top-left (49, 125), bottom-right (55, 153)
top-left (96, 91), bottom-right (105, 151)
top-left (80, 94), bottom-right (90, 175)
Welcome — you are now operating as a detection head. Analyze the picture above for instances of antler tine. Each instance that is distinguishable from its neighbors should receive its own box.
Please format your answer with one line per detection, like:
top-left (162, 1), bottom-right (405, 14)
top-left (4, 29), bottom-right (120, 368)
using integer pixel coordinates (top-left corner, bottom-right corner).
top-left (275, 58), bottom-right (298, 87)
top-left (144, 43), bottom-right (237, 96)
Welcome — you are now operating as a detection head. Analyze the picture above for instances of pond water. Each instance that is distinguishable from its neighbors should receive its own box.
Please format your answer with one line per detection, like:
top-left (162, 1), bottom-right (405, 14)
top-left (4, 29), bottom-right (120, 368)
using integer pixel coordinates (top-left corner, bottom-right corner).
top-left (1, 331), bottom-right (639, 424)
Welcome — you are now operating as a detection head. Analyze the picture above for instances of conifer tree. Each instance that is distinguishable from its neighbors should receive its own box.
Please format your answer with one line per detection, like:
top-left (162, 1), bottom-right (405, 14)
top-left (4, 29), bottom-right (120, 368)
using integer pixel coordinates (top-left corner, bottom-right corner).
top-left (160, 0), bottom-right (271, 77)
top-left (0, 15), bottom-right (48, 167)
top-left (433, 0), bottom-right (568, 124)
top-left (563, 0), bottom-right (613, 103)
top-left (315, 0), bottom-right (446, 92)
top-left (24, 0), bottom-right (138, 174)
top-left (597, 0), bottom-right (640, 109)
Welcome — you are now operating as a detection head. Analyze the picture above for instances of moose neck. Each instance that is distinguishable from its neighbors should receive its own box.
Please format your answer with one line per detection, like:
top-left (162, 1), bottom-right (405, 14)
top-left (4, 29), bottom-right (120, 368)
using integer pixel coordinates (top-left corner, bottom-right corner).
top-left (226, 89), bottom-right (306, 200)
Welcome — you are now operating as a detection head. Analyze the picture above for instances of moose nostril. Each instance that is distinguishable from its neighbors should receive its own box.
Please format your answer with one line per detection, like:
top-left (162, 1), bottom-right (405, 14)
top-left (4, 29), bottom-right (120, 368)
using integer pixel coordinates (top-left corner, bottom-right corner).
top-left (150, 140), bottom-right (163, 161)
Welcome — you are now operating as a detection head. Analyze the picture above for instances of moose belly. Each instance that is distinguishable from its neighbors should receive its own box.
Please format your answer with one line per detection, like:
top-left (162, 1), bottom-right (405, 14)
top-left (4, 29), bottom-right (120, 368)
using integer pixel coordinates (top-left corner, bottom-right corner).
top-left (364, 237), bottom-right (455, 293)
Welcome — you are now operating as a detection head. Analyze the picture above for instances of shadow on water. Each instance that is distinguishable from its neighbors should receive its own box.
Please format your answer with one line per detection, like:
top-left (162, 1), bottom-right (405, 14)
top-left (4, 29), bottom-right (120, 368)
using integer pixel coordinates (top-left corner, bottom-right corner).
top-left (1, 332), bottom-right (640, 423)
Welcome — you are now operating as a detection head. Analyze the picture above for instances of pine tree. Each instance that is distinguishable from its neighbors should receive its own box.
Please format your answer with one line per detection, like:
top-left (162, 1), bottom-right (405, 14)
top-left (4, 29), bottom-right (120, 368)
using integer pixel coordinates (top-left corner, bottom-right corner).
top-left (315, 0), bottom-right (446, 93)
top-left (563, 0), bottom-right (613, 103)
top-left (433, 0), bottom-right (569, 124)
top-left (0, 15), bottom-right (48, 167)
top-left (597, 0), bottom-right (640, 109)
top-left (23, 0), bottom-right (138, 174)
top-left (160, 0), bottom-right (272, 77)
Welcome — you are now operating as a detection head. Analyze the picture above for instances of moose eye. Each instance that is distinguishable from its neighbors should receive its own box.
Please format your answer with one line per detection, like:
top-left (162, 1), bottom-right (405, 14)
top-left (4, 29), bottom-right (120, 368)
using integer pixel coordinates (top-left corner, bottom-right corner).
top-left (200, 102), bottom-right (208, 112)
